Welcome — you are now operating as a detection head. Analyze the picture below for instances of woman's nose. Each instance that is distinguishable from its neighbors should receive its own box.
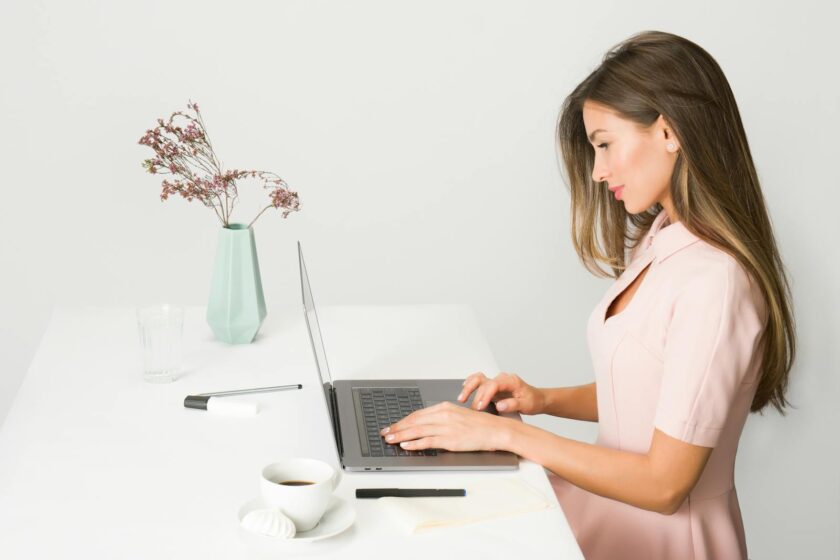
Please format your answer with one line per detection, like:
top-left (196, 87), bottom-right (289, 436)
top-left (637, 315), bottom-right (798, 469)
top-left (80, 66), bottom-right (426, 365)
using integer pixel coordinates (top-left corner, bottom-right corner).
top-left (591, 165), bottom-right (609, 184)
top-left (591, 156), bottom-right (609, 183)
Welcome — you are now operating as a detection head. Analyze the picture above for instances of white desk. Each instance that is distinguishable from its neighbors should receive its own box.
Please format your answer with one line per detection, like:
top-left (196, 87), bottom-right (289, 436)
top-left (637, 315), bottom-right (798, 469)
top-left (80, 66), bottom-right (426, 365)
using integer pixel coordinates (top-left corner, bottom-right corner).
top-left (0, 305), bottom-right (583, 559)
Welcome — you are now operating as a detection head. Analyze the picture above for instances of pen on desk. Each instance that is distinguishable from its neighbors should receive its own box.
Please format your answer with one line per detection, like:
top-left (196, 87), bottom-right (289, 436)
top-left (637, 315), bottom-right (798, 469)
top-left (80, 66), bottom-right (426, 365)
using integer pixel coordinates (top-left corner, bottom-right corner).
top-left (355, 488), bottom-right (466, 499)
top-left (184, 384), bottom-right (303, 417)
top-left (198, 383), bottom-right (302, 397)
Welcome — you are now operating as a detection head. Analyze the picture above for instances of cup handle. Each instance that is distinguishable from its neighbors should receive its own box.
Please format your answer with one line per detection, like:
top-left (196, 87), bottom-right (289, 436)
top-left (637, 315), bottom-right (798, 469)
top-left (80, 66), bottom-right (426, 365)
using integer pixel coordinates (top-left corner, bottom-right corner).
top-left (331, 466), bottom-right (343, 491)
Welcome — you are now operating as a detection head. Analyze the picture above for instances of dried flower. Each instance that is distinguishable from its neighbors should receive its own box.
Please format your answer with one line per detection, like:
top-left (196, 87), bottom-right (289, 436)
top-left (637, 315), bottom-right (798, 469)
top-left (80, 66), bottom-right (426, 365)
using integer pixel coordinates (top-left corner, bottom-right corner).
top-left (138, 100), bottom-right (300, 228)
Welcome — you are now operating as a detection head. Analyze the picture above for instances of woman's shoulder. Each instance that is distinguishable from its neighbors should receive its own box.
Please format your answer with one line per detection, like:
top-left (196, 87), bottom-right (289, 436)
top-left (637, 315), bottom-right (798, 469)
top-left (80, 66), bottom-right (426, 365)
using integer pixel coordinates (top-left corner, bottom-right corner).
top-left (669, 239), bottom-right (748, 283)
top-left (664, 240), bottom-right (767, 320)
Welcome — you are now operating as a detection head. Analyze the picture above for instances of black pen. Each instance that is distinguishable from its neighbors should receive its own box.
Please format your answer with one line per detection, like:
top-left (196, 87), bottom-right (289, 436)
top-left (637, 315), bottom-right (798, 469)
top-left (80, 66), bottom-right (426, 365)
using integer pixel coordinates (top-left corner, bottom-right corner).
top-left (356, 488), bottom-right (466, 499)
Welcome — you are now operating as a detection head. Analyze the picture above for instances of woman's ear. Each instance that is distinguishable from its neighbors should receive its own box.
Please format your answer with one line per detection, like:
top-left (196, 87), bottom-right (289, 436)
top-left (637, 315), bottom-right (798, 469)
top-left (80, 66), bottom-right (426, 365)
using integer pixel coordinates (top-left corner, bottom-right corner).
top-left (657, 114), bottom-right (680, 152)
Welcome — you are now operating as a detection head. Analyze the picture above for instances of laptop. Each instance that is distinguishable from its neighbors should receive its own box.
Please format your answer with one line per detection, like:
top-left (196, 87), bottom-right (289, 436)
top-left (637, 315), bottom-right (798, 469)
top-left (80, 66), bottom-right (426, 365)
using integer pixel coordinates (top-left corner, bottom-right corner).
top-left (298, 242), bottom-right (519, 471)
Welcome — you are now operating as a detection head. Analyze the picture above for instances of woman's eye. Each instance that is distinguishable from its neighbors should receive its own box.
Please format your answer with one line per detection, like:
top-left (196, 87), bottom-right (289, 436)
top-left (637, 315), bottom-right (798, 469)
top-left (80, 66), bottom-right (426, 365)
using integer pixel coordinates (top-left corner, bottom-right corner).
top-left (597, 143), bottom-right (609, 150)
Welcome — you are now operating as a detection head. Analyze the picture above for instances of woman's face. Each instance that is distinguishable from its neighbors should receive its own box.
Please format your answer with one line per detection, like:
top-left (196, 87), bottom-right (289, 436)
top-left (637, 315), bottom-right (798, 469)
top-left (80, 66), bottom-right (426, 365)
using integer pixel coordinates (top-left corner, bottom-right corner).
top-left (582, 100), bottom-right (680, 219)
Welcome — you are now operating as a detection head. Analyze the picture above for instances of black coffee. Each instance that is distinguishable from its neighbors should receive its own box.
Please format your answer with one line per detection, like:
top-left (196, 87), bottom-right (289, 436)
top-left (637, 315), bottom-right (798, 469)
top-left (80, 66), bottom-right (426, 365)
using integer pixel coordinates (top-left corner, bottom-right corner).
top-left (278, 480), bottom-right (314, 486)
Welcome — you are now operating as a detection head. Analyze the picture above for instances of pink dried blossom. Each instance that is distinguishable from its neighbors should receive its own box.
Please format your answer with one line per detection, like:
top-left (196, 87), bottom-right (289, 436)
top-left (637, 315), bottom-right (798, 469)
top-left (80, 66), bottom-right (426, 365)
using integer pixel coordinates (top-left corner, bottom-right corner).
top-left (138, 99), bottom-right (300, 228)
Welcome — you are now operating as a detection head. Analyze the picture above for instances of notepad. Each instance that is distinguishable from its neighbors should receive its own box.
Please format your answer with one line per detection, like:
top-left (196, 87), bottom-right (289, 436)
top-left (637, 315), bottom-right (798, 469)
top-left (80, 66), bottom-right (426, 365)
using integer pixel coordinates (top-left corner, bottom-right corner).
top-left (378, 477), bottom-right (552, 534)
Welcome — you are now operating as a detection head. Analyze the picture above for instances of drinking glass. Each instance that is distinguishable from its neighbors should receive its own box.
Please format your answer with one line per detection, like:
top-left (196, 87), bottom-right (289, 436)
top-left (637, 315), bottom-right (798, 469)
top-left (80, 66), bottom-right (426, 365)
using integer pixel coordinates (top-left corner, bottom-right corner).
top-left (136, 304), bottom-right (184, 383)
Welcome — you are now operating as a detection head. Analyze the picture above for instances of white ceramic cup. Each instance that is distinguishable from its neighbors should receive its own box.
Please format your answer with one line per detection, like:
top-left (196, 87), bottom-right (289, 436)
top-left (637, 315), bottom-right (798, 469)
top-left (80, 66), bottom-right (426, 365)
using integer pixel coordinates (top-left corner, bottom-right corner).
top-left (260, 458), bottom-right (342, 532)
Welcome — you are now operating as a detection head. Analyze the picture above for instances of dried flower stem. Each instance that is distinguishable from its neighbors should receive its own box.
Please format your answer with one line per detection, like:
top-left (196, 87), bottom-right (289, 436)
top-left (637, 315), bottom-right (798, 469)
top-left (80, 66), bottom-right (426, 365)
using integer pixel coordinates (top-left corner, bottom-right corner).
top-left (247, 205), bottom-right (272, 229)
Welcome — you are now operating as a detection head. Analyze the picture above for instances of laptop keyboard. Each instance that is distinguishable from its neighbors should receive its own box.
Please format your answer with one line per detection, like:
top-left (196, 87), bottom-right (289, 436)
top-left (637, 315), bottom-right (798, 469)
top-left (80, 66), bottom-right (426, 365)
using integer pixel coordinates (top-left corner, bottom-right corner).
top-left (359, 387), bottom-right (438, 457)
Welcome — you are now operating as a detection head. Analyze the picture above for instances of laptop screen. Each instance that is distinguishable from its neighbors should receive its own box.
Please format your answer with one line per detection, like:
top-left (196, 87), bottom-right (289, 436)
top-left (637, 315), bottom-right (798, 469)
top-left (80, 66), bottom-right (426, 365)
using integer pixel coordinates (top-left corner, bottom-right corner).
top-left (298, 242), bottom-right (334, 388)
top-left (298, 242), bottom-right (344, 459)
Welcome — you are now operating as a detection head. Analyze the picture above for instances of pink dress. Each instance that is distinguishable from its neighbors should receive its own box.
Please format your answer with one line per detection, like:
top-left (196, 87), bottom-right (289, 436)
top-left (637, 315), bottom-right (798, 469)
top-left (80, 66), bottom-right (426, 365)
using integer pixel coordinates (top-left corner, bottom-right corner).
top-left (550, 208), bottom-right (767, 560)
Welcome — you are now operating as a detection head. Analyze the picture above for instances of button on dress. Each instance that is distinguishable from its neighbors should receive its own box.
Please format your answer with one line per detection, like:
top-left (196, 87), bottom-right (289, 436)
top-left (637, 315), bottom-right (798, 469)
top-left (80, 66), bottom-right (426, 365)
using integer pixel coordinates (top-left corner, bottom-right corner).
top-left (549, 208), bottom-right (768, 560)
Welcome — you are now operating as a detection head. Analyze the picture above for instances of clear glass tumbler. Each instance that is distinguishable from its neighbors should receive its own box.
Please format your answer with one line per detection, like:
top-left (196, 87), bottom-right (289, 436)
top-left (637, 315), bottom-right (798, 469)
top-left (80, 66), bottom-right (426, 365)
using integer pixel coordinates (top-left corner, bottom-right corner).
top-left (136, 304), bottom-right (184, 383)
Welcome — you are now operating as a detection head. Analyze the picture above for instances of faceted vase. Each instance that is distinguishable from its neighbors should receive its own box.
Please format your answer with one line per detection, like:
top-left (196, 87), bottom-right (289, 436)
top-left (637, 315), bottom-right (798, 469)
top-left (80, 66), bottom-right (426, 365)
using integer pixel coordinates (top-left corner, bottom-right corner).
top-left (206, 223), bottom-right (267, 344)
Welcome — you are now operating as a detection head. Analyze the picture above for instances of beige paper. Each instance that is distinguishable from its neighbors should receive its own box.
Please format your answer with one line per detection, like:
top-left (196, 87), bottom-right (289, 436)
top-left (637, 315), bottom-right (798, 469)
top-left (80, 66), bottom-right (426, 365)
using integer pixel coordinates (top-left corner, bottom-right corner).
top-left (378, 477), bottom-right (552, 534)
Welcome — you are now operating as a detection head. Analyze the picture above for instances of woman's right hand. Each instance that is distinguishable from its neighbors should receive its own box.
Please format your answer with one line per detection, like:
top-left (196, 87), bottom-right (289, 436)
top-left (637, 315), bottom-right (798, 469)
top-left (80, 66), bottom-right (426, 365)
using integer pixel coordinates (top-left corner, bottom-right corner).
top-left (457, 372), bottom-right (546, 415)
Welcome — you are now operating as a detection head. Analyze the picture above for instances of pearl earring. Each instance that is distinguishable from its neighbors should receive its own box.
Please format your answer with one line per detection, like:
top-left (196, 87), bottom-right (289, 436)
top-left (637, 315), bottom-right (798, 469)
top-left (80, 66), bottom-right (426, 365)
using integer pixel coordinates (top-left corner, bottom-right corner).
top-left (667, 142), bottom-right (676, 152)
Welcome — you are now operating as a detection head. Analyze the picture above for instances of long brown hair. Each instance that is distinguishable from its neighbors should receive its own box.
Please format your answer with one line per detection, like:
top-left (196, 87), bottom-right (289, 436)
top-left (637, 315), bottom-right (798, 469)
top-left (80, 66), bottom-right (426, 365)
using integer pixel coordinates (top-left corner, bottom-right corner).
top-left (556, 30), bottom-right (795, 415)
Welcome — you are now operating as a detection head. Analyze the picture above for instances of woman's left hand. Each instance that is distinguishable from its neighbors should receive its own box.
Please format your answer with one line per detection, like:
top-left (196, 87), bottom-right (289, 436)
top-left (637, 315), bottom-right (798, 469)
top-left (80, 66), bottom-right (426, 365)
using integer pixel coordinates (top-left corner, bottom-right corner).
top-left (379, 401), bottom-right (515, 452)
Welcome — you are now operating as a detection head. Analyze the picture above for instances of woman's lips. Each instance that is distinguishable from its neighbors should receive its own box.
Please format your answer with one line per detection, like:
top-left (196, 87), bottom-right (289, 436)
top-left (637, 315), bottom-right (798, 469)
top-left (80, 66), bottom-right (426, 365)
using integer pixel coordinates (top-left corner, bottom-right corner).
top-left (609, 185), bottom-right (625, 200)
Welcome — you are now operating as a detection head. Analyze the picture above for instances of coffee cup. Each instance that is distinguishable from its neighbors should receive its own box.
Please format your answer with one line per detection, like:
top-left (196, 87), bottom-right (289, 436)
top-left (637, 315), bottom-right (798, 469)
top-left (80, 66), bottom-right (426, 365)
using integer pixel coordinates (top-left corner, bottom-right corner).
top-left (260, 458), bottom-right (342, 532)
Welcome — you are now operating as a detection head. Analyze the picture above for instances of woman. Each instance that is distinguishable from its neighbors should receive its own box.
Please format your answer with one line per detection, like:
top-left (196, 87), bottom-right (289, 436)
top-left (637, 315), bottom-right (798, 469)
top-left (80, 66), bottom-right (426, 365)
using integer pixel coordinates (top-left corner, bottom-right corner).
top-left (380, 30), bottom-right (796, 559)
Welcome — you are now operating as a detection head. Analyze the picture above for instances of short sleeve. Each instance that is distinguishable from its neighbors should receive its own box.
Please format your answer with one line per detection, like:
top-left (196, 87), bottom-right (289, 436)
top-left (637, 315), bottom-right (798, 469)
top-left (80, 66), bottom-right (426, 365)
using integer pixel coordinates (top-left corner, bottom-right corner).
top-left (653, 259), bottom-right (766, 447)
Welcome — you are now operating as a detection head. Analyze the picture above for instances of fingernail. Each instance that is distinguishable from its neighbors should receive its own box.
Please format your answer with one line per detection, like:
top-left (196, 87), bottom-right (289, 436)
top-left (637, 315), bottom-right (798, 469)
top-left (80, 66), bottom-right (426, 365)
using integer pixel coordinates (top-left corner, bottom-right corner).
top-left (477, 400), bottom-right (483, 409)
top-left (399, 442), bottom-right (409, 448)
top-left (381, 427), bottom-right (390, 435)
top-left (457, 392), bottom-right (464, 401)
top-left (497, 402), bottom-right (506, 411)
top-left (386, 434), bottom-right (395, 442)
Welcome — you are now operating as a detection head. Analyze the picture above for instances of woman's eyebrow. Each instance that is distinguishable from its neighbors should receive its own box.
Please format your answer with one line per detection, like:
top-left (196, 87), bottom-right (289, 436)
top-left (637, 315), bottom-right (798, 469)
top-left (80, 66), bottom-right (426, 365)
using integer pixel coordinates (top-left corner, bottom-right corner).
top-left (588, 128), bottom-right (607, 142)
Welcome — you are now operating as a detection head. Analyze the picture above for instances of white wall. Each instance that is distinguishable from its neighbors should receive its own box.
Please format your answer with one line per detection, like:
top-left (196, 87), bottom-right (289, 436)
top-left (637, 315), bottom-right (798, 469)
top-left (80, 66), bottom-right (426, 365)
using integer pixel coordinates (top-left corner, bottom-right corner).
top-left (1, 0), bottom-right (837, 557)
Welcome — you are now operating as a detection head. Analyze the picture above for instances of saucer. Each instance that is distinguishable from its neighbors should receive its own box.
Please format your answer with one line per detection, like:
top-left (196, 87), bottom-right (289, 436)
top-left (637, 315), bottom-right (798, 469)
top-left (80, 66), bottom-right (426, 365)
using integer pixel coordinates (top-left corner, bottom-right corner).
top-left (238, 495), bottom-right (355, 545)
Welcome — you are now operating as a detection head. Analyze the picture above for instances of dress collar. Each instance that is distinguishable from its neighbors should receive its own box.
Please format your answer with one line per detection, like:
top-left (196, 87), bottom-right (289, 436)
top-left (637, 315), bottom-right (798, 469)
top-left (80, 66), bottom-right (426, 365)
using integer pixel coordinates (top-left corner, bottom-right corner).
top-left (640, 208), bottom-right (701, 263)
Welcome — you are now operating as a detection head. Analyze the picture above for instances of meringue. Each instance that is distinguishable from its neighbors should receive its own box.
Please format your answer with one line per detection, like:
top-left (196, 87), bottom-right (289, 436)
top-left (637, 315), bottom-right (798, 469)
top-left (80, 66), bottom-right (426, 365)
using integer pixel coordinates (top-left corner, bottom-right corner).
top-left (241, 507), bottom-right (297, 539)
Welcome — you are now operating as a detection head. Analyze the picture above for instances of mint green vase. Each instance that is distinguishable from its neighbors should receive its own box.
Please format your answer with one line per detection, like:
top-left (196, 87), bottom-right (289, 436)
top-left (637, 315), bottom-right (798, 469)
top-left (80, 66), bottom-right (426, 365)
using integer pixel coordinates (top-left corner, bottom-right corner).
top-left (206, 223), bottom-right (267, 344)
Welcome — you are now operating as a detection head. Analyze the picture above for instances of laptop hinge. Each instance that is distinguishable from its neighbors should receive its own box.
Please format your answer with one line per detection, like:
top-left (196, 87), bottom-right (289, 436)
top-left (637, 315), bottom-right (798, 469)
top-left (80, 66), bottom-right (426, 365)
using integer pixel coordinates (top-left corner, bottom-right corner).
top-left (328, 384), bottom-right (344, 458)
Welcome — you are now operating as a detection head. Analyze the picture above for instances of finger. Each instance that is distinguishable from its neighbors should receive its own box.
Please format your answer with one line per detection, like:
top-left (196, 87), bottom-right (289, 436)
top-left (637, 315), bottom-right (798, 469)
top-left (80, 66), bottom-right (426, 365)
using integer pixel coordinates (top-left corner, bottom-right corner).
top-left (383, 423), bottom-right (444, 445)
top-left (472, 380), bottom-right (500, 410)
top-left (472, 372), bottom-right (518, 409)
top-left (458, 372), bottom-right (486, 402)
top-left (495, 397), bottom-right (519, 412)
top-left (473, 372), bottom-right (520, 410)
top-left (398, 436), bottom-right (442, 451)
top-left (462, 371), bottom-right (485, 387)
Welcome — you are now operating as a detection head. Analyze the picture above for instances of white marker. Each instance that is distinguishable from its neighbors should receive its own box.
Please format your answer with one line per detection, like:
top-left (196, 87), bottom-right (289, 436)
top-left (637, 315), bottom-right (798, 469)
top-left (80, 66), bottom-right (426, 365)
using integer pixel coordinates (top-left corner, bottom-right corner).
top-left (183, 384), bottom-right (302, 417)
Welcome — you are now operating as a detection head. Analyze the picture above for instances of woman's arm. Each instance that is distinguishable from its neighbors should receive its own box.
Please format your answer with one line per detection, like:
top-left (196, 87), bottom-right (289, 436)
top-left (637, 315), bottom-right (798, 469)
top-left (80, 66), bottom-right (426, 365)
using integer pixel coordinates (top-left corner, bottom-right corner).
top-left (383, 402), bottom-right (712, 515)
top-left (540, 382), bottom-right (598, 421)
top-left (502, 421), bottom-right (713, 515)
